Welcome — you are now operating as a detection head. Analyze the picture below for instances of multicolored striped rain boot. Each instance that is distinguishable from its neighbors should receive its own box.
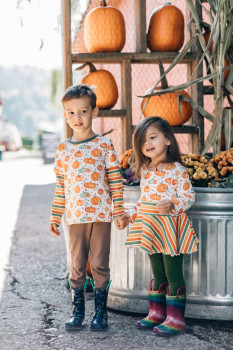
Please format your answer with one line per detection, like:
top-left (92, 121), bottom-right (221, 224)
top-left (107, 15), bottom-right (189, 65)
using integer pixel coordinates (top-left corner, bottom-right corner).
top-left (136, 281), bottom-right (167, 330)
top-left (153, 286), bottom-right (186, 336)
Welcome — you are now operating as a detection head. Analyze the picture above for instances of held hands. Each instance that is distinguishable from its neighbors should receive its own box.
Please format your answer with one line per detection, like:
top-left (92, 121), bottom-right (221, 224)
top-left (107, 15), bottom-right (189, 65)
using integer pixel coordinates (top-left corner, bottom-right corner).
top-left (114, 213), bottom-right (132, 230)
top-left (156, 200), bottom-right (175, 214)
top-left (49, 224), bottom-right (61, 237)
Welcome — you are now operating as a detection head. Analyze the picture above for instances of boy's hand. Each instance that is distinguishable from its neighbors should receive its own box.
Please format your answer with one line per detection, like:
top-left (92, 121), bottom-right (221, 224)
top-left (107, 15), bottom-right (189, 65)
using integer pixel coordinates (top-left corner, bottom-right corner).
top-left (156, 200), bottom-right (175, 214)
top-left (114, 213), bottom-right (131, 230)
top-left (49, 224), bottom-right (61, 237)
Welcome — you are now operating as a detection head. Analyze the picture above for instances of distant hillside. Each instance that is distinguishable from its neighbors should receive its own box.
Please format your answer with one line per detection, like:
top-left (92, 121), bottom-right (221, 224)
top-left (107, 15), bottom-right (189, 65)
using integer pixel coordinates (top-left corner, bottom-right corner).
top-left (0, 65), bottom-right (62, 140)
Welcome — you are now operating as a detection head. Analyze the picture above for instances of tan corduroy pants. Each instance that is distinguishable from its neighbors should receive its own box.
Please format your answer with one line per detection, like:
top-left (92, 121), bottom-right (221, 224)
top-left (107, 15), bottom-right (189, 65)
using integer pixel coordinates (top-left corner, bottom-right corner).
top-left (68, 222), bottom-right (111, 290)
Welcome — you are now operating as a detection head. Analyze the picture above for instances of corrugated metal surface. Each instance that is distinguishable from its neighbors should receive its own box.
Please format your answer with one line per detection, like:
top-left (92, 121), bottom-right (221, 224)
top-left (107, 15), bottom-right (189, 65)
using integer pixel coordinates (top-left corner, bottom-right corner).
top-left (108, 186), bottom-right (233, 320)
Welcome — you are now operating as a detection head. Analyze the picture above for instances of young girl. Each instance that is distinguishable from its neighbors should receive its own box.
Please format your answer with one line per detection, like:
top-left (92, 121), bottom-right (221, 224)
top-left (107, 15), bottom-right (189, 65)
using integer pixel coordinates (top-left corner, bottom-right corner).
top-left (119, 116), bottom-right (198, 336)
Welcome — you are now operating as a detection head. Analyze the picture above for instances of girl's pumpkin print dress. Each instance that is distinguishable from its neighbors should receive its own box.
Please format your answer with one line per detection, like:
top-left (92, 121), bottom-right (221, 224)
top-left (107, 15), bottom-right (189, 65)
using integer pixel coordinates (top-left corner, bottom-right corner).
top-left (50, 135), bottom-right (125, 226)
top-left (125, 162), bottom-right (198, 256)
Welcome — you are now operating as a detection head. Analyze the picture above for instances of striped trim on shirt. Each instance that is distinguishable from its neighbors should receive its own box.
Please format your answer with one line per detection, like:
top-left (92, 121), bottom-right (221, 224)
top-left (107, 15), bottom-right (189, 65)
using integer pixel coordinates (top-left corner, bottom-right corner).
top-left (50, 174), bottom-right (66, 226)
top-left (106, 166), bottom-right (125, 217)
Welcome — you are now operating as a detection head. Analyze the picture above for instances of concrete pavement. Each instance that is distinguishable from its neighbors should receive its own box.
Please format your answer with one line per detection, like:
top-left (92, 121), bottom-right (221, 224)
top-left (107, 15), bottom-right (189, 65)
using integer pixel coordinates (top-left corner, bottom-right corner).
top-left (0, 153), bottom-right (233, 350)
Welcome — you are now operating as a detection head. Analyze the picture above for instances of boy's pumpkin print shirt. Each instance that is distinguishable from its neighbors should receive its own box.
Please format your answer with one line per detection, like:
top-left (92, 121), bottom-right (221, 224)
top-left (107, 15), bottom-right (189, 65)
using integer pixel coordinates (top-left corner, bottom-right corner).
top-left (50, 135), bottom-right (125, 226)
top-left (128, 162), bottom-right (195, 221)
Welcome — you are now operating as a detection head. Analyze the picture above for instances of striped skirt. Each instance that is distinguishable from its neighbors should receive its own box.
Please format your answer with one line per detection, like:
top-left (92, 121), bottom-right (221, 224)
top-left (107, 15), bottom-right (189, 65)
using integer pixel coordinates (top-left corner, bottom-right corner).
top-left (125, 202), bottom-right (198, 256)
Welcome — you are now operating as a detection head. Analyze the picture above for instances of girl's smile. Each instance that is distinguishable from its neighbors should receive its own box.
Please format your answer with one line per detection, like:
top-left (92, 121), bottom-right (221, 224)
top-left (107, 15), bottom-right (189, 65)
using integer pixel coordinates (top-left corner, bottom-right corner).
top-left (142, 125), bottom-right (171, 163)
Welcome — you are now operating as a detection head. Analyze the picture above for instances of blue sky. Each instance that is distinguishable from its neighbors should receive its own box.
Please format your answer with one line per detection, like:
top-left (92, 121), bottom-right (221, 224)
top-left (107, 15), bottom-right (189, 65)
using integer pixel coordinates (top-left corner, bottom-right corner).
top-left (0, 0), bottom-right (62, 69)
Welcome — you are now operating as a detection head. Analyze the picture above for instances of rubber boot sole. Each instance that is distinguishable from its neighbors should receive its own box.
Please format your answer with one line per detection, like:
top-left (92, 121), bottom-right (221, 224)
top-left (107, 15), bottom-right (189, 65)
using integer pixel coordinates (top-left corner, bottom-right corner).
top-left (65, 324), bottom-right (83, 331)
top-left (90, 326), bottom-right (108, 332)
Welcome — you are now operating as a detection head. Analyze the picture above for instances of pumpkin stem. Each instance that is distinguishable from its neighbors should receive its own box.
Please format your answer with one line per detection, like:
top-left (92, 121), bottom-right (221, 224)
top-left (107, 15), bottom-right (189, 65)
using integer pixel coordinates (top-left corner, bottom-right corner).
top-left (75, 62), bottom-right (97, 73)
top-left (159, 62), bottom-right (169, 90)
top-left (100, 0), bottom-right (107, 6)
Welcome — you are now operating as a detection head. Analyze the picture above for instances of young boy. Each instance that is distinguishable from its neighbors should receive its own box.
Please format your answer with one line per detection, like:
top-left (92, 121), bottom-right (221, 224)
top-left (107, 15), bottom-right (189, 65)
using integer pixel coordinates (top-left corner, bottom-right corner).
top-left (49, 84), bottom-right (126, 332)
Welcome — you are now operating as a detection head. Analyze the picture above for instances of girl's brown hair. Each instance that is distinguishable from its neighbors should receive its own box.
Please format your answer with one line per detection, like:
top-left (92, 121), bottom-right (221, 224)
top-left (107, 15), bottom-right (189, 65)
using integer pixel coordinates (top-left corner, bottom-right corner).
top-left (133, 116), bottom-right (182, 178)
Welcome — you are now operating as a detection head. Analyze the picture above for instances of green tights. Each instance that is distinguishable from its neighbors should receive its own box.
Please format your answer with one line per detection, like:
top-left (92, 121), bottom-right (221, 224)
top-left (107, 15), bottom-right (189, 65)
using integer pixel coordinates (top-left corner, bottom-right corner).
top-left (148, 253), bottom-right (185, 296)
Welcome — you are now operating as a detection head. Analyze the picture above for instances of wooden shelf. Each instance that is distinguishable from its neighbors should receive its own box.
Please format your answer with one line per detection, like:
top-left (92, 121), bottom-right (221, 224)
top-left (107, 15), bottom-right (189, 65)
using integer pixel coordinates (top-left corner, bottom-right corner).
top-left (132, 124), bottom-right (199, 134)
top-left (172, 124), bottom-right (199, 134)
top-left (98, 109), bottom-right (127, 118)
top-left (72, 52), bottom-right (197, 64)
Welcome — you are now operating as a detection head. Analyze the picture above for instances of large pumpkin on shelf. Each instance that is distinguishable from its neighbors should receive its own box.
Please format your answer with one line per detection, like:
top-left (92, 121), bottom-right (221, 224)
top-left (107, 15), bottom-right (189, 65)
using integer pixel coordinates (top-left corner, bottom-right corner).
top-left (147, 3), bottom-right (184, 52)
top-left (84, 0), bottom-right (126, 53)
top-left (76, 63), bottom-right (118, 109)
top-left (141, 88), bottom-right (193, 126)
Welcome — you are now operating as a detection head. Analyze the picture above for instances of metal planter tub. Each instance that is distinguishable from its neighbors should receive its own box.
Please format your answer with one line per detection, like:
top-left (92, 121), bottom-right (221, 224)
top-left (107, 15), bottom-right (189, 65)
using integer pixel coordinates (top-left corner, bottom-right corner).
top-left (108, 186), bottom-right (233, 320)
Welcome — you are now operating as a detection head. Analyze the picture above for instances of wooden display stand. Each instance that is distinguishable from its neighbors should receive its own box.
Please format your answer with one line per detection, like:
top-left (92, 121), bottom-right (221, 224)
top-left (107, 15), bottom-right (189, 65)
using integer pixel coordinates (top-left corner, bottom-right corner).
top-left (61, 0), bottom-right (204, 153)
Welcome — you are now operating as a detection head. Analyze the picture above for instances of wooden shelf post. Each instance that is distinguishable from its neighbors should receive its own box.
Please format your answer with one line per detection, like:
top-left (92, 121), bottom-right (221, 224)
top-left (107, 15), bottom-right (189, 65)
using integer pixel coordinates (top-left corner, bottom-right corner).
top-left (121, 60), bottom-right (132, 152)
top-left (134, 0), bottom-right (147, 53)
top-left (61, 0), bottom-right (73, 138)
top-left (187, 0), bottom-right (204, 153)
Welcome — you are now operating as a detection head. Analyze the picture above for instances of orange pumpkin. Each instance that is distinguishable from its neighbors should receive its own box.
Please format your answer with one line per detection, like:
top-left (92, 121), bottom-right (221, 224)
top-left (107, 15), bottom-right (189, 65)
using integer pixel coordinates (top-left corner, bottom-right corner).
top-left (149, 194), bottom-right (161, 201)
top-left (84, 158), bottom-right (96, 164)
top-left (76, 63), bottom-right (118, 110)
top-left (183, 182), bottom-right (190, 191)
top-left (85, 207), bottom-right (96, 213)
top-left (74, 185), bottom-right (81, 193)
top-left (84, 0), bottom-right (125, 53)
top-left (58, 143), bottom-right (66, 151)
top-left (75, 175), bottom-right (83, 182)
top-left (91, 196), bottom-right (101, 205)
top-left (147, 3), bottom-right (184, 52)
top-left (72, 161), bottom-right (80, 169)
top-left (141, 87), bottom-right (192, 126)
top-left (75, 210), bottom-right (81, 218)
top-left (84, 182), bottom-right (96, 189)
top-left (100, 143), bottom-right (107, 149)
top-left (57, 159), bottom-right (63, 168)
top-left (157, 184), bottom-right (168, 193)
top-left (110, 154), bottom-right (116, 162)
top-left (74, 151), bottom-right (83, 157)
top-left (91, 149), bottom-right (102, 157)
top-left (91, 172), bottom-right (101, 181)
top-left (144, 173), bottom-right (151, 179)
top-left (144, 186), bottom-right (151, 193)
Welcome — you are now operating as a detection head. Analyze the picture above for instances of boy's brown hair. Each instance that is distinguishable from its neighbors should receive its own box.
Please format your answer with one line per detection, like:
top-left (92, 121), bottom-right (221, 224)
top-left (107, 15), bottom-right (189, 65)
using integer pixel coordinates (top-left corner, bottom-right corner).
top-left (62, 84), bottom-right (97, 110)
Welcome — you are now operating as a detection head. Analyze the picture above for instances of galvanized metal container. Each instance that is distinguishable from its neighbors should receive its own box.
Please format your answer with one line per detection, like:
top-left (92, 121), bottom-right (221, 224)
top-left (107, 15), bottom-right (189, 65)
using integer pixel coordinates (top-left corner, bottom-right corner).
top-left (108, 186), bottom-right (233, 320)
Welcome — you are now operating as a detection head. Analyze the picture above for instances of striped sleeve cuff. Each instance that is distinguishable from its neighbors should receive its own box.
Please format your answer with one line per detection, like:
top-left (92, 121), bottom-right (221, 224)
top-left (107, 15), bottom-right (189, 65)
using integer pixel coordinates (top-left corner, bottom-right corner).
top-left (50, 174), bottom-right (66, 227)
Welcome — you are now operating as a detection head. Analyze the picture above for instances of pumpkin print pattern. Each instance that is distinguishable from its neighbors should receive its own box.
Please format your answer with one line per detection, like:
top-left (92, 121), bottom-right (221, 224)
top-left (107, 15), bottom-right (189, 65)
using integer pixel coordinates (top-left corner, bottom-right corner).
top-left (125, 162), bottom-right (198, 256)
top-left (127, 162), bottom-right (195, 219)
top-left (50, 135), bottom-right (125, 226)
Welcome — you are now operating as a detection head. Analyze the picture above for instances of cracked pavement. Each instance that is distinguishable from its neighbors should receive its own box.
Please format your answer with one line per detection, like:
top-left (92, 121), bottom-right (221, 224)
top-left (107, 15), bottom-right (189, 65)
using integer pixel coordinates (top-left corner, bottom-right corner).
top-left (0, 155), bottom-right (233, 350)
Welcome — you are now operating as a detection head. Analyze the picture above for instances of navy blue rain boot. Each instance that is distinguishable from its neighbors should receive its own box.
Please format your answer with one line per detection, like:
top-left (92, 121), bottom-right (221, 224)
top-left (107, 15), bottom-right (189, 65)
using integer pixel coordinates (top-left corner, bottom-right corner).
top-left (65, 288), bottom-right (85, 331)
top-left (90, 286), bottom-right (110, 332)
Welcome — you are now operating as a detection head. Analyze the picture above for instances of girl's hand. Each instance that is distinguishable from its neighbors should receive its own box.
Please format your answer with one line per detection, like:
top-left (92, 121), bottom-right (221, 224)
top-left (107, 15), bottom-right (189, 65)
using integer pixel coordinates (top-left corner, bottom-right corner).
top-left (114, 213), bottom-right (131, 230)
top-left (156, 200), bottom-right (175, 214)
top-left (49, 224), bottom-right (61, 237)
